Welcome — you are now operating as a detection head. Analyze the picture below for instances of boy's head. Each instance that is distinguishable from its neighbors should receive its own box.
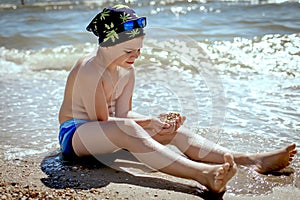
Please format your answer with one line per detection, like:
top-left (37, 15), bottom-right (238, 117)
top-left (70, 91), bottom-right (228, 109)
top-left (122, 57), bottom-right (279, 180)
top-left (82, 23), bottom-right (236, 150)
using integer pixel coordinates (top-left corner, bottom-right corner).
top-left (86, 4), bottom-right (146, 47)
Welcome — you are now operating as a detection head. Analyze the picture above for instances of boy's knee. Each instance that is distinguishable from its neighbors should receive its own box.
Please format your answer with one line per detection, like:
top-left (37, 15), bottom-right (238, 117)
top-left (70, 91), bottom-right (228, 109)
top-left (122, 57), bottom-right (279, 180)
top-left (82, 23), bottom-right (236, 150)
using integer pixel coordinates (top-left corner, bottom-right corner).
top-left (152, 133), bottom-right (176, 145)
top-left (116, 119), bottom-right (147, 138)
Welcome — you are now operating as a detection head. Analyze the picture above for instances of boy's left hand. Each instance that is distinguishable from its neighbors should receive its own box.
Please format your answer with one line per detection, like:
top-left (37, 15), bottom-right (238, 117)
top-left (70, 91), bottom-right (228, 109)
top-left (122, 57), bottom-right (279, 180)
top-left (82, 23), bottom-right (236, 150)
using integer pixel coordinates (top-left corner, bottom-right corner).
top-left (158, 112), bottom-right (186, 135)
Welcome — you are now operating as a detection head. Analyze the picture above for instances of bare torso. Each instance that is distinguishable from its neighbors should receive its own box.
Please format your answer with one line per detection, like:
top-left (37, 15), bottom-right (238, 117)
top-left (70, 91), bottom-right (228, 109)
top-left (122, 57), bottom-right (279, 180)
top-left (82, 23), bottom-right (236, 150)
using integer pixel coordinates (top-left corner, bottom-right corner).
top-left (58, 53), bottom-right (134, 124)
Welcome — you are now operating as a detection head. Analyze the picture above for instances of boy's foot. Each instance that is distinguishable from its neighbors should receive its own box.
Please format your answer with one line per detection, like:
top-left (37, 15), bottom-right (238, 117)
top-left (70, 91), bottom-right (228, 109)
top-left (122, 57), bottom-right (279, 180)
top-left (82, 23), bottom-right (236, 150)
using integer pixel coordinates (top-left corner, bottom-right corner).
top-left (201, 153), bottom-right (237, 193)
top-left (254, 143), bottom-right (297, 174)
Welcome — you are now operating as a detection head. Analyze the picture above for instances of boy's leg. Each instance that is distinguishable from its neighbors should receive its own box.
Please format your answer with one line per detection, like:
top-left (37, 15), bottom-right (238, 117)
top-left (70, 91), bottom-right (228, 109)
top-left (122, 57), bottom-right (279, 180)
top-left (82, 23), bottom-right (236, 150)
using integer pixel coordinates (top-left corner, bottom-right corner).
top-left (72, 119), bottom-right (237, 192)
top-left (154, 126), bottom-right (297, 174)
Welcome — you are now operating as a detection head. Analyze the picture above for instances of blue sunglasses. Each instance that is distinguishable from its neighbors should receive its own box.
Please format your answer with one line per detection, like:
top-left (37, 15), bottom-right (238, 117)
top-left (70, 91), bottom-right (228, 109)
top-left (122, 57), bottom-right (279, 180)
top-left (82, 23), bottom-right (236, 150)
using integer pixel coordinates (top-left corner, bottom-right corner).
top-left (117, 17), bottom-right (147, 32)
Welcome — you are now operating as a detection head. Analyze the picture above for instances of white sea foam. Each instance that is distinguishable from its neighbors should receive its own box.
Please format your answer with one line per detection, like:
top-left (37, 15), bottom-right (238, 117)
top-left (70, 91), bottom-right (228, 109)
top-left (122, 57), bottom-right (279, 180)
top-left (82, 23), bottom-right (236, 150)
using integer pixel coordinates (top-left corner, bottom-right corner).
top-left (1, 34), bottom-right (299, 77)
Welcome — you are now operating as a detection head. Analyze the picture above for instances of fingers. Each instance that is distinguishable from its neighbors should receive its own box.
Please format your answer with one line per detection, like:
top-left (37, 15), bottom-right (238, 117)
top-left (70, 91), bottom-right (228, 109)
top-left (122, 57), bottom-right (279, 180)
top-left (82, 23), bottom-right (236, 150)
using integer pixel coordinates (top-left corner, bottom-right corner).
top-left (158, 127), bottom-right (173, 135)
top-left (169, 113), bottom-right (185, 130)
top-left (177, 115), bottom-right (186, 125)
top-left (155, 112), bottom-right (187, 135)
top-left (173, 115), bottom-right (186, 132)
top-left (154, 123), bottom-right (169, 134)
top-left (157, 122), bottom-right (176, 135)
top-left (165, 115), bottom-right (185, 133)
top-left (166, 121), bottom-right (177, 133)
top-left (162, 122), bottom-right (171, 129)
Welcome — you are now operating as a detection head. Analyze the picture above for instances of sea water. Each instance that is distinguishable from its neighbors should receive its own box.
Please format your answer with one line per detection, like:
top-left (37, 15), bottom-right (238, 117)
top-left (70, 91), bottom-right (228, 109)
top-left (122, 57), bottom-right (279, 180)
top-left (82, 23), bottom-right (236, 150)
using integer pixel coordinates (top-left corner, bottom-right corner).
top-left (0, 0), bottom-right (299, 196)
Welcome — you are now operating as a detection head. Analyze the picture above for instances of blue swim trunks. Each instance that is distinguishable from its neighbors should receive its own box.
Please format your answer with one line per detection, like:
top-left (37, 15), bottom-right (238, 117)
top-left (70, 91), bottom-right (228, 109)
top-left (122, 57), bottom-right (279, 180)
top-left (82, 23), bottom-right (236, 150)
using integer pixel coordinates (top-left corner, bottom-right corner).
top-left (59, 119), bottom-right (89, 157)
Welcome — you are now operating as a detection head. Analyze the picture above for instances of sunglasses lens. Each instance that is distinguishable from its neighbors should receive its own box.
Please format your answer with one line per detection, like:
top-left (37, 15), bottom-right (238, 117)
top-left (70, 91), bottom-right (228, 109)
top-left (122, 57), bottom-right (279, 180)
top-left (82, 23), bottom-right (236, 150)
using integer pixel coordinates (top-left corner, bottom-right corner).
top-left (123, 21), bottom-right (134, 31)
top-left (137, 18), bottom-right (146, 28)
top-left (122, 17), bottom-right (146, 31)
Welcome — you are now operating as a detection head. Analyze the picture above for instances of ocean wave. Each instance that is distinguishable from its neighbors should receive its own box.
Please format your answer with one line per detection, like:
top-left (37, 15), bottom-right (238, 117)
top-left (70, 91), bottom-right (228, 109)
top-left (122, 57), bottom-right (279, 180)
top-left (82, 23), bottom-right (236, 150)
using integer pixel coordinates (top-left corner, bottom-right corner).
top-left (206, 33), bottom-right (300, 77)
top-left (0, 43), bottom-right (96, 73)
top-left (1, 0), bottom-right (299, 10)
top-left (0, 0), bottom-right (113, 10)
top-left (0, 33), bottom-right (299, 77)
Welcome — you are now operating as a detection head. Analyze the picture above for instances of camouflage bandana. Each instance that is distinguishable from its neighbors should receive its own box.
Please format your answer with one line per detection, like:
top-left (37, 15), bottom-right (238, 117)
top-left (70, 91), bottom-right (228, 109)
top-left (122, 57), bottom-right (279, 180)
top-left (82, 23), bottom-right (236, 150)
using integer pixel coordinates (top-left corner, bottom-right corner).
top-left (86, 5), bottom-right (146, 47)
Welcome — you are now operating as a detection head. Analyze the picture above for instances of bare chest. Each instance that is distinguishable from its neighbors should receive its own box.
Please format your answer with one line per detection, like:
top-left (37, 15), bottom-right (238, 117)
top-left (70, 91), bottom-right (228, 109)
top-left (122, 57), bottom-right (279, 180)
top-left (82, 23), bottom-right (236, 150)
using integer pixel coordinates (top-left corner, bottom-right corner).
top-left (102, 68), bottom-right (128, 101)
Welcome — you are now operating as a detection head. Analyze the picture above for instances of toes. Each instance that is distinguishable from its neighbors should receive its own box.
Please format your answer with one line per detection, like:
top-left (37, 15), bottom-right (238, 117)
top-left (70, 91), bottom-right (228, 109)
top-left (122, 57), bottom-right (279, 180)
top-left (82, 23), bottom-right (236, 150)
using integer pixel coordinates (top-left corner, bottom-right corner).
top-left (289, 155), bottom-right (296, 162)
top-left (291, 149), bottom-right (297, 155)
top-left (216, 167), bottom-right (225, 177)
top-left (214, 179), bottom-right (223, 186)
top-left (215, 173), bottom-right (225, 180)
top-left (254, 165), bottom-right (262, 173)
top-left (223, 163), bottom-right (230, 171)
top-left (286, 143), bottom-right (296, 152)
top-left (223, 153), bottom-right (234, 166)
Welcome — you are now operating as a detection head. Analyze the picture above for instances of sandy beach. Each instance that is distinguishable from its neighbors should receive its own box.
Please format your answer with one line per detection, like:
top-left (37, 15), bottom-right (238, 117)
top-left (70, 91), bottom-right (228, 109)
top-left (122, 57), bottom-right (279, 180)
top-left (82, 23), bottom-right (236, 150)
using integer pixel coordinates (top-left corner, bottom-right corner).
top-left (1, 1), bottom-right (300, 199)
top-left (1, 149), bottom-right (300, 200)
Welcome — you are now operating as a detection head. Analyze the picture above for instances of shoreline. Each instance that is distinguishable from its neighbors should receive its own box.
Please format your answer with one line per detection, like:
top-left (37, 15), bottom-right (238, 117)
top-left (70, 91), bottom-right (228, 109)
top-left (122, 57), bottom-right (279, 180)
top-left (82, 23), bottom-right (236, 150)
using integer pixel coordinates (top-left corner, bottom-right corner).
top-left (1, 150), bottom-right (300, 200)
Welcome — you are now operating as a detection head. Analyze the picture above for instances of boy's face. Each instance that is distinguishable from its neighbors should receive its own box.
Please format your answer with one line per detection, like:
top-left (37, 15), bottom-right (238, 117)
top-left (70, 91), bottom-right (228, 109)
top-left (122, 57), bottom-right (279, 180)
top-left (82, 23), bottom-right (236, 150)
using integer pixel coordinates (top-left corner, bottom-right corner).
top-left (108, 37), bottom-right (144, 69)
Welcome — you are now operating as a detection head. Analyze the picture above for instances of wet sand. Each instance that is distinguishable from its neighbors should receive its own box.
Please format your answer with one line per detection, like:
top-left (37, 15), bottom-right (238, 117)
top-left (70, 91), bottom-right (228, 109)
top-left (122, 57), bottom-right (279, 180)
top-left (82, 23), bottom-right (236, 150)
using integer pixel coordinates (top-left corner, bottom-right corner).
top-left (1, 150), bottom-right (300, 200)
